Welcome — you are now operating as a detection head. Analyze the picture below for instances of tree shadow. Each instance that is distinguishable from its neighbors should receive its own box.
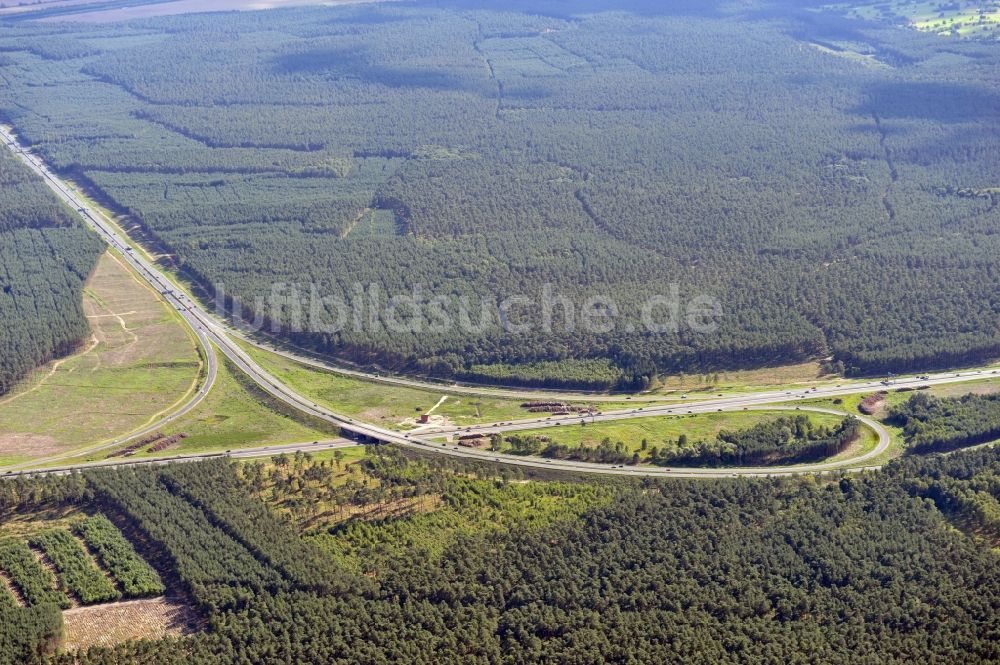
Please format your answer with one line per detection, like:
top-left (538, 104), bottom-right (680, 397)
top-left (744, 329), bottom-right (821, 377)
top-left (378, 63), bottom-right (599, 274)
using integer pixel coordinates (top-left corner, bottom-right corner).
top-left (270, 47), bottom-right (486, 94)
top-left (857, 80), bottom-right (1000, 123)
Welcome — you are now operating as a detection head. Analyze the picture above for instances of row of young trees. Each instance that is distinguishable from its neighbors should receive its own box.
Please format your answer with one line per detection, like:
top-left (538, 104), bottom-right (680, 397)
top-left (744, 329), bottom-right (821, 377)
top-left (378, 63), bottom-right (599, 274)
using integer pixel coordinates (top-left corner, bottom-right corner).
top-left (0, 538), bottom-right (69, 609)
top-left (29, 530), bottom-right (120, 606)
top-left (0, 476), bottom-right (168, 665)
top-left (73, 516), bottom-right (164, 598)
top-left (156, 462), bottom-right (358, 595)
top-left (84, 468), bottom-right (286, 604)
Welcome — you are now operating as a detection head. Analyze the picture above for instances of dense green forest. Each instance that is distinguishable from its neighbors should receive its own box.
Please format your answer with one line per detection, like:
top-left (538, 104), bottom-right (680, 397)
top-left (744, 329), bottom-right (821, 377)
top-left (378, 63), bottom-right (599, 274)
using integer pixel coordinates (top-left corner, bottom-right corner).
top-left (0, 147), bottom-right (103, 395)
top-left (891, 391), bottom-right (1000, 453)
top-left (0, 1), bottom-right (998, 387)
top-left (902, 447), bottom-right (1000, 543)
top-left (0, 447), bottom-right (999, 663)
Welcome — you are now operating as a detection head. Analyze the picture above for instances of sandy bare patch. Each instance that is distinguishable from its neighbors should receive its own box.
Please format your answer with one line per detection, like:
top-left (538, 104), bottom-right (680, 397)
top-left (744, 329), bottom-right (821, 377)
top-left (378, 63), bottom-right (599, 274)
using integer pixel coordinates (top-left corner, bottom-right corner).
top-left (20, 0), bottom-right (388, 23)
top-left (62, 597), bottom-right (200, 651)
top-left (0, 434), bottom-right (61, 458)
top-left (401, 414), bottom-right (455, 430)
top-left (859, 392), bottom-right (888, 417)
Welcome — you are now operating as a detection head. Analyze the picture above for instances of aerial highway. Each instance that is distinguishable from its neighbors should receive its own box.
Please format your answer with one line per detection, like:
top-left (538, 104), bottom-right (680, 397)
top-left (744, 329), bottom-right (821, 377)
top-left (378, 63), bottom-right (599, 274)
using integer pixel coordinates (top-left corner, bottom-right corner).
top-left (1, 124), bottom-right (996, 479)
top-left (4, 409), bottom-right (887, 480)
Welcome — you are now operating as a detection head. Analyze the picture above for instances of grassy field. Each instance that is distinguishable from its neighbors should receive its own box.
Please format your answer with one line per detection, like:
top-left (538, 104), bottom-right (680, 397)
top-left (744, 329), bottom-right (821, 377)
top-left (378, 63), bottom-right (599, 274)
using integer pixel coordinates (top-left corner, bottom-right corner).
top-left (828, 1), bottom-right (1000, 38)
top-left (273, 445), bottom-right (368, 469)
top-left (0, 253), bottom-right (201, 467)
top-left (145, 351), bottom-right (340, 454)
top-left (806, 40), bottom-right (891, 68)
top-left (238, 340), bottom-right (850, 430)
top-left (51, 350), bottom-right (338, 466)
top-left (908, 0), bottom-right (1000, 37)
top-left (797, 390), bottom-right (907, 465)
top-left (506, 410), bottom-right (850, 456)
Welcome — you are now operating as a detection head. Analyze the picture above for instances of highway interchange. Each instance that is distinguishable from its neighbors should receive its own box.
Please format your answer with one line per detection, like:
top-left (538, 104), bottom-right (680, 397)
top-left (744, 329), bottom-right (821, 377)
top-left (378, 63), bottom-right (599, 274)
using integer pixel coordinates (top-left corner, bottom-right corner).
top-left (2, 124), bottom-right (998, 479)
